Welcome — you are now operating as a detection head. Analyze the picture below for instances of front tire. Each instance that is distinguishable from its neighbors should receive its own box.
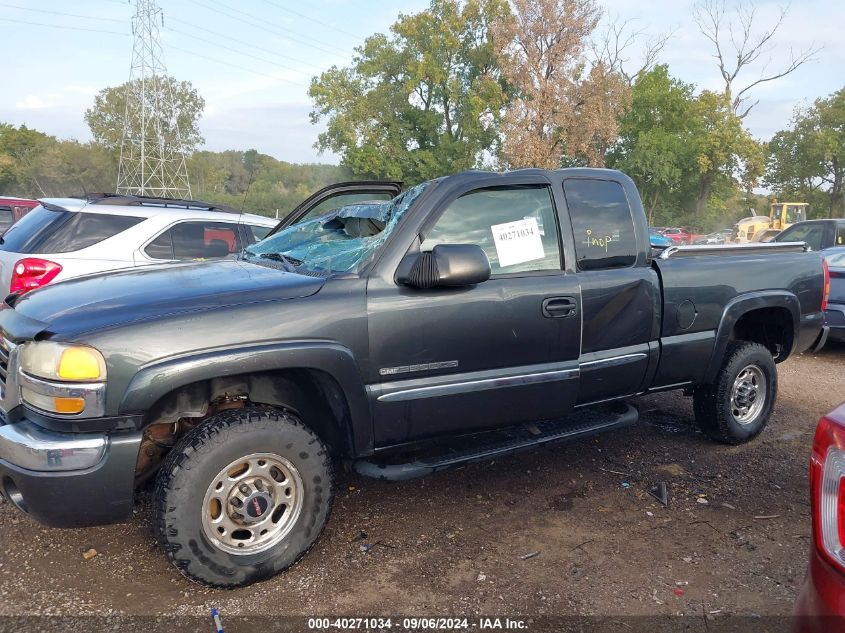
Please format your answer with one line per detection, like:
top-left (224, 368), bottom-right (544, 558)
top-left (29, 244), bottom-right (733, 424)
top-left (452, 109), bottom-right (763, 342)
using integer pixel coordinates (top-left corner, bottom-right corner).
top-left (693, 341), bottom-right (777, 444)
top-left (154, 407), bottom-right (334, 587)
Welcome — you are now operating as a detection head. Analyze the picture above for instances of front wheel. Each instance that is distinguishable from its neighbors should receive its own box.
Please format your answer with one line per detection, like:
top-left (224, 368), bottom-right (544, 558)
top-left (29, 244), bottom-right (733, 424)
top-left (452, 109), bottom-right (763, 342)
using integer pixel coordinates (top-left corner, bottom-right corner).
top-left (153, 407), bottom-right (334, 587)
top-left (693, 341), bottom-right (777, 444)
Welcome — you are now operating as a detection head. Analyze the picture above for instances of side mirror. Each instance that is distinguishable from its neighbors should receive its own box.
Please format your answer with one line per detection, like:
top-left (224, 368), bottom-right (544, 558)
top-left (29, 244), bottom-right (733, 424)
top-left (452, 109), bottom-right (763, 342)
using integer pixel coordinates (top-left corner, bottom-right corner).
top-left (397, 244), bottom-right (491, 289)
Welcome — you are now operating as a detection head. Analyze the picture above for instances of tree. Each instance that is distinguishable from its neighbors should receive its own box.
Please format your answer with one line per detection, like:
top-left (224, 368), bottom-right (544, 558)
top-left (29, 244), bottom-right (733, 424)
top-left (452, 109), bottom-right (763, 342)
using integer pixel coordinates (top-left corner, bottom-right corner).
top-left (766, 88), bottom-right (845, 218)
top-left (84, 76), bottom-right (205, 153)
top-left (606, 66), bottom-right (697, 223)
top-left (493, 0), bottom-right (631, 169)
top-left (0, 124), bottom-right (53, 196)
top-left (689, 90), bottom-right (764, 216)
top-left (309, 0), bottom-right (511, 183)
top-left (693, 0), bottom-right (820, 118)
top-left (592, 17), bottom-right (673, 86)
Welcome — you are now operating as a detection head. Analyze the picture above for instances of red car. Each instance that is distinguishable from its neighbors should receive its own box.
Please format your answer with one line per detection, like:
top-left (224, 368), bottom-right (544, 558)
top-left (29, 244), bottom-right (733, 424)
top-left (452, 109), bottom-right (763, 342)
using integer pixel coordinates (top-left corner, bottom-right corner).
top-left (795, 402), bottom-right (845, 632)
top-left (0, 197), bottom-right (39, 232)
top-left (660, 227), bottom-right (692, 245)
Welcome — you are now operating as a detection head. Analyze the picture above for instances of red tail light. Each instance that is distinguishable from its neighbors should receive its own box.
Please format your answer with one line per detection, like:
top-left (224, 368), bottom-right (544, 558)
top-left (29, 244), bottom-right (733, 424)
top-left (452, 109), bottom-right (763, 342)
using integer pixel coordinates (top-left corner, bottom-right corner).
top-left (9, 258), bottom-right (62, 295)
top-left (811, 407), bottom-right (845, 573)
top-left (822, 258), bottom-right (831, 311)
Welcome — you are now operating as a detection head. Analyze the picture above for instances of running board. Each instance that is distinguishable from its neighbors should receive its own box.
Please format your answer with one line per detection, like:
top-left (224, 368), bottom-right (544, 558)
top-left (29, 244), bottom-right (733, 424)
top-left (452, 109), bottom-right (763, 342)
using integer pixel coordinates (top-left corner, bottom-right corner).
top-left (353, 402), bottom-right (638, 481)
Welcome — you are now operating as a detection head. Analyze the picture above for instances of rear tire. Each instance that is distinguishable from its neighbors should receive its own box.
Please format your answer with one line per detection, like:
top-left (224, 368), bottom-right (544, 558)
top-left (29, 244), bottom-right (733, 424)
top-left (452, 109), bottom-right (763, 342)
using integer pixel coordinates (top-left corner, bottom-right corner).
top-left (153, 406), bottom-right (334, 587)
top-left (693, 341), bottom-right (777, 444)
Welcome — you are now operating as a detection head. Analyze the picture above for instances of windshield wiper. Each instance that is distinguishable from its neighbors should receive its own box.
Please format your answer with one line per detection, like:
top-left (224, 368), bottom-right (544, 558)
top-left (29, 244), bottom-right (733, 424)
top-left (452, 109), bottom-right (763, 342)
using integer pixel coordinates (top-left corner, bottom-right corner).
top-left (254, 251), bottom-right (303, 271)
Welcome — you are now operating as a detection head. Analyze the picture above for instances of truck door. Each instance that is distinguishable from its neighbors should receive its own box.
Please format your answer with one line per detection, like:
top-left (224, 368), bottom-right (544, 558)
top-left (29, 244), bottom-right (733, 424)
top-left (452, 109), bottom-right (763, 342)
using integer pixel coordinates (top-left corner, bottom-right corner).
top-left (560, 177), bottom-right (658, 404)
top-left (366, 178), bottom-right (582, 446)
top-left (269, 181), bottom-right (403, 234)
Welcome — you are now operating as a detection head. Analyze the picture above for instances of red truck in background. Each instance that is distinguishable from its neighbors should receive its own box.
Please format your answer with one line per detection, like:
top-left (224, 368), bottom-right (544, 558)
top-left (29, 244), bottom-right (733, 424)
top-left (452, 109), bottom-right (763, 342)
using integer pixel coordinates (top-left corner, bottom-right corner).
top-left (0, 197), bottom-right (39, 232)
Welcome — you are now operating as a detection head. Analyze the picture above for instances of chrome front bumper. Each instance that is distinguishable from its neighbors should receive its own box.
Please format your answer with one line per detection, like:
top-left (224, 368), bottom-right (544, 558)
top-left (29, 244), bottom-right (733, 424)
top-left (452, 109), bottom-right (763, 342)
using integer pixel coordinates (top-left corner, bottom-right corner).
top-left (0, 419), bottom-right (107, 471)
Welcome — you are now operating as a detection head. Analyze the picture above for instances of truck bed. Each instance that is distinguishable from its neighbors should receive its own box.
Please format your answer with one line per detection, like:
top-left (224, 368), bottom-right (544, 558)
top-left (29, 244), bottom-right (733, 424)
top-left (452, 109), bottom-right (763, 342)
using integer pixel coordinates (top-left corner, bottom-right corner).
top-left (649, 241), bottom-right (826, 390)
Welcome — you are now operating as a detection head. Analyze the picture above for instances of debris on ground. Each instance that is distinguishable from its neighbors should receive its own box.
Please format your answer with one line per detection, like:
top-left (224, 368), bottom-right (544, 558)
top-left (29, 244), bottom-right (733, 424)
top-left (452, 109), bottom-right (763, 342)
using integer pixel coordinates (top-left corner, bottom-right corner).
top-left (82, 548), bottom-right (98, 561)
top-left (477, 572), bottom-right (487, 582)
top-left (697, 497), bottom-right (709, 505)
top-left (649, 482), bottom-right (669, 506)
top-left (753, 514), bottom-right (780, 520)
top-left (657, 463), bottom-right (686, 477)
top-left (520, 551), bottom-right (540, 560)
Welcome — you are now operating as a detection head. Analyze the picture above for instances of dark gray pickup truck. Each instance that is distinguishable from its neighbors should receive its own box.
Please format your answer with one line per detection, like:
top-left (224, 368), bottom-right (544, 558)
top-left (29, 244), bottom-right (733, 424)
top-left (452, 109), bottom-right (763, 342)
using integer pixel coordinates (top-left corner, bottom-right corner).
top-left (0, 169), bottom-right (827, 587)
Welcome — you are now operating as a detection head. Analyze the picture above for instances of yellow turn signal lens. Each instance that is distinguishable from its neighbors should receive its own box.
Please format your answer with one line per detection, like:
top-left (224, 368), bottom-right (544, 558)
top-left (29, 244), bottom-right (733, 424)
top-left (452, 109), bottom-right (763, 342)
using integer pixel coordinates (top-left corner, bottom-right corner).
top-left (53, 397), bottom-right (85, 414)
top-left (58, 347), bottom-right (104, 381)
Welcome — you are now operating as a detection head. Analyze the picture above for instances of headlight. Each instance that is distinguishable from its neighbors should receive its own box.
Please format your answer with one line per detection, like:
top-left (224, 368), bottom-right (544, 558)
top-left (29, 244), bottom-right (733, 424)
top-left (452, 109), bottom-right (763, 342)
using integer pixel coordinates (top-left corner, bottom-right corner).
top-left (17, 342), bottom-right (106, 417)
top-left (20, 342), bottom-right (106, 382)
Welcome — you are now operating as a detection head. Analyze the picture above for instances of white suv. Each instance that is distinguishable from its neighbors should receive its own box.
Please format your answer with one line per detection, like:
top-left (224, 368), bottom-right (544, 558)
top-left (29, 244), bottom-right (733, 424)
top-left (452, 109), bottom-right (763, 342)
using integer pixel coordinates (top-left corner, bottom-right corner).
top-left (0, 194), bottom-right (277, 296)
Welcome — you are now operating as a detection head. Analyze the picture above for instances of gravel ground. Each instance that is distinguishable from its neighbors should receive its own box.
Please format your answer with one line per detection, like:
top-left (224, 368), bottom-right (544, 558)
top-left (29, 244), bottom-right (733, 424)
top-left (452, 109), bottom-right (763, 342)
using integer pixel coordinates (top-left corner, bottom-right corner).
top-left (0, 343), bottom-right (842, 626)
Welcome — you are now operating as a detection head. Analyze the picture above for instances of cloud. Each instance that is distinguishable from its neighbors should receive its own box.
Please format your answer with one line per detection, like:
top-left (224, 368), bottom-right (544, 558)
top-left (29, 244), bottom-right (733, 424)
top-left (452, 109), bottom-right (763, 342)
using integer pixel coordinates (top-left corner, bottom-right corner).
top-left (15, 95), bottom-right (51, 110)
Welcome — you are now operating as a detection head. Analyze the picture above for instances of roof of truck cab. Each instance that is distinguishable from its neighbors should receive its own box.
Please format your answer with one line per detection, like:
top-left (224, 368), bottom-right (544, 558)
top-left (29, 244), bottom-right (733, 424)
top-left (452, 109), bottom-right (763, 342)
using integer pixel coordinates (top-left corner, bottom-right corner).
top-left (784, 219), bottom-right (845, 226)
top-left (36, 197), bottom-right (276, 224)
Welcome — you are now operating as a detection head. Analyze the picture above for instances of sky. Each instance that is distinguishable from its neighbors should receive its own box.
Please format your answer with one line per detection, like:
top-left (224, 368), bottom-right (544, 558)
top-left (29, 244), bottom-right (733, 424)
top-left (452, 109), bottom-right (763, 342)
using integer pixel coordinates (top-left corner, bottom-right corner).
top-left (3, 0), bottom-right (844, 165)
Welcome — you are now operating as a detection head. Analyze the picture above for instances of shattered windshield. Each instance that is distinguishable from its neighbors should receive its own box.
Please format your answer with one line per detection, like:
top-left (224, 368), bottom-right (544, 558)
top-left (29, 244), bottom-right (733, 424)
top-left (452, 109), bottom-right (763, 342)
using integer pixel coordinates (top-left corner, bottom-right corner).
top-left (244, 183), bottom-right (428, 274)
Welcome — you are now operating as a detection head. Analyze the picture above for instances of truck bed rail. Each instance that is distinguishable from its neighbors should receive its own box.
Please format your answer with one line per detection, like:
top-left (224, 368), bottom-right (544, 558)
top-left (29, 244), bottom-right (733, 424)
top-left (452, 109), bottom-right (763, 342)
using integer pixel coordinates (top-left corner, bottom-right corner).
top-left (658, 241), bottom-right (810, 259)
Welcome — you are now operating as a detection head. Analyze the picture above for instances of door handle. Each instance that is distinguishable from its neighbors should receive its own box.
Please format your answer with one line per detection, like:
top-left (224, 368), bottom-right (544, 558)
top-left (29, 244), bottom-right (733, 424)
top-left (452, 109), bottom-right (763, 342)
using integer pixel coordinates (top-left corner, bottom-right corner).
top-left (542, 296), bottom-right (578, 318)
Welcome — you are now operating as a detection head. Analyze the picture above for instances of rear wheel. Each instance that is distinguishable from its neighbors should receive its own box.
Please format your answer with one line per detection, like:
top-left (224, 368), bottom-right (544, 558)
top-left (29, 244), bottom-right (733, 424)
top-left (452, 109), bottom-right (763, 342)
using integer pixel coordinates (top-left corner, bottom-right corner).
top-left (693, 341), bottom-right (777, 444)
top-left (154, 407), bottom-right (334, 587)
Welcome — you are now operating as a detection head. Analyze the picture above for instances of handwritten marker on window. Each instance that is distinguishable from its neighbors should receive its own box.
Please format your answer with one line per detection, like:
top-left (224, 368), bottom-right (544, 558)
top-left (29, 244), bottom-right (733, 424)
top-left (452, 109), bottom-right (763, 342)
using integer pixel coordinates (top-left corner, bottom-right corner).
top-left (211, 608), bottom-right (224, 633)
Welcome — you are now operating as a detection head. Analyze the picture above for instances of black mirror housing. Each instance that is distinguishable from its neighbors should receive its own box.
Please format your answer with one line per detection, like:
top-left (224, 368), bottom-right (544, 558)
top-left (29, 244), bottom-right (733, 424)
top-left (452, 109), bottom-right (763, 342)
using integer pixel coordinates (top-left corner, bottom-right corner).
top-left (397, 244), bottom-right (491, 289)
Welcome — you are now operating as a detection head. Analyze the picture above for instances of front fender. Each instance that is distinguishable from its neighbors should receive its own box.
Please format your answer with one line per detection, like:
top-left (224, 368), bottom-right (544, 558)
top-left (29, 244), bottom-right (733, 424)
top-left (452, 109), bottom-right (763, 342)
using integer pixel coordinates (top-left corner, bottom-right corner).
top-left (704, 290), bottom-right (800, 384)
top-left (119, 341), bottom-right (372, 454)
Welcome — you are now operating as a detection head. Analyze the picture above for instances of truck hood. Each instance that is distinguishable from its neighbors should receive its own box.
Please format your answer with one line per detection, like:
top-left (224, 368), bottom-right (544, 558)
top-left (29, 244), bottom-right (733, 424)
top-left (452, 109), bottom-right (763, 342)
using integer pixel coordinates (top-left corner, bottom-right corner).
top-left (3, 259), bottom-right (325, 339)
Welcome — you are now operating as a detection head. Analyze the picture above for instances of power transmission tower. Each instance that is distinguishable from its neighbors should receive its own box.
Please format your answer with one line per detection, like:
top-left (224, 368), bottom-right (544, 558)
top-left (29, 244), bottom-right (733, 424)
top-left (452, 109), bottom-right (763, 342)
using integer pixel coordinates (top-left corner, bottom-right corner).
top-left (117, 0), bottom-right (192, 198)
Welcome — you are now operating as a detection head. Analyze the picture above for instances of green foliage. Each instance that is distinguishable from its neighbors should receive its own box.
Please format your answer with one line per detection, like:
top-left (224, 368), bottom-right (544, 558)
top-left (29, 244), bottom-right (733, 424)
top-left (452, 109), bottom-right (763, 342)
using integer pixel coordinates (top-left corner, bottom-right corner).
top-left (688, 90), bottom-right (764, 218)
top-left (187, 150), bottom-right (352, 216)
top-left (0, 124), bottom-right (53, 195)
top-left (0, 123), bottom-right (352, 217)
top-left (309, 0), bottom-right (511, 184)
top-left (607, 66), bottom-right (697, 224)
top-left (765, 88), bottom-right (845, 218)
top-left (607, 67), bottom-right (764, 231)
top-left (84, 76), bottom-right (205, 153)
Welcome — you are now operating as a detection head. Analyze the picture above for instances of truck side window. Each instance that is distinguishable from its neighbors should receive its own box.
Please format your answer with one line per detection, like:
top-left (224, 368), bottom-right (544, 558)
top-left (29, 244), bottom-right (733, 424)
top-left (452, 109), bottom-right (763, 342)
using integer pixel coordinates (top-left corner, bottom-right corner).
top-left (564, 179), bottom-right (637, 271)
top-left (420, 185), bottom-right (561, 275)
top-left (837, 224), bottom-right (845, 246)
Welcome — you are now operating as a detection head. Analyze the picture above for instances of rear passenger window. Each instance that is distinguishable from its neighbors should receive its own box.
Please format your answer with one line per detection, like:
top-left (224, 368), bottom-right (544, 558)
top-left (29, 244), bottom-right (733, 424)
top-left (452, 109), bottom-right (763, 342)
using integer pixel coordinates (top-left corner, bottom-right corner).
top-left (146, 221), bottom-right (240, 260)
top-left (421, 185), bottom-right (561, 275)
top-left (35, 213), bottom-right (143, 254)
top-left (564, 179), bottom-right (637, 271)
top-left (837, 224), bottom-right (845, 247)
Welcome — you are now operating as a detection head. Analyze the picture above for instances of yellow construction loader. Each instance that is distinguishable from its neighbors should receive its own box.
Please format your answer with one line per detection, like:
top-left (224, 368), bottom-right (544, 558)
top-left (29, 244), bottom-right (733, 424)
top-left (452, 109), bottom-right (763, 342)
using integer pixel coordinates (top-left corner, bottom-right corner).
top-left (731, 201), bottom-right (808, 243)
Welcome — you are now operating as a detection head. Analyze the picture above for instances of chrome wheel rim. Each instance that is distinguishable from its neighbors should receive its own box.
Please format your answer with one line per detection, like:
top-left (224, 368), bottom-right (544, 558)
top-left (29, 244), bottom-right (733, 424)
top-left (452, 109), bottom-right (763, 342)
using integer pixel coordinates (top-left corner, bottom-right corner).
top-left (201, 452), bottom-right (304, 555)
top-left (730, 364), bottom-right (767, 425)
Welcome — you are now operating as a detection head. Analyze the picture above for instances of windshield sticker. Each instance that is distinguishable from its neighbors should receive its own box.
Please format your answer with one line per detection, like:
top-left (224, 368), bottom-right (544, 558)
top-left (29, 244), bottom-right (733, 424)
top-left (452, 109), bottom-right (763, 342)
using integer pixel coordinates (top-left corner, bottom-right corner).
top-left (491, 218), bottom-right (545, 267)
